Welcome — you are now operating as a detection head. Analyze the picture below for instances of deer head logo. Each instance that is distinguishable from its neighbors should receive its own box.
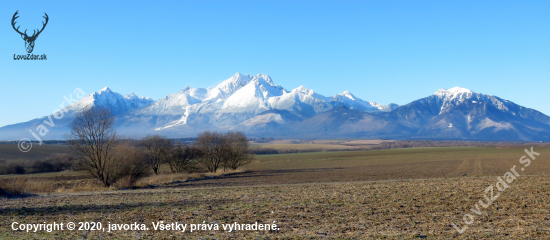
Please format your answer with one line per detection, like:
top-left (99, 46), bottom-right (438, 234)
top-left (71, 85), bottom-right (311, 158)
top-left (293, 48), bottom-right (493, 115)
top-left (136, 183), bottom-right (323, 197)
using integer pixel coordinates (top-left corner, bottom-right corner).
top-left (11, 11), bottom-right (49, 53)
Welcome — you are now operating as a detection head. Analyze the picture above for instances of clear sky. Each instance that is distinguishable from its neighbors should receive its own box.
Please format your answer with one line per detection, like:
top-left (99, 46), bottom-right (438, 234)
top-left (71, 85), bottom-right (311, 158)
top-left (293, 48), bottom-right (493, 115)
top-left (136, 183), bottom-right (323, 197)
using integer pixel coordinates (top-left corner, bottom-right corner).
top-left (1, 1), bottom-right (549, 128)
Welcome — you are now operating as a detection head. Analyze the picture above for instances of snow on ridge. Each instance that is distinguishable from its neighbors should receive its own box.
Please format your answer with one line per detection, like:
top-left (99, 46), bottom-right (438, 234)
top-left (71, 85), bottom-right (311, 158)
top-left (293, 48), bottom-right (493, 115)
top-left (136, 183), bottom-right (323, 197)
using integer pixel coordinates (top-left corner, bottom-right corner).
top-left (124, 93), bottom-right (153, 102)
top-left (434, 86), bottom-right (473, 99)
top-left (61, 87), bottom-right (155, 115)
top-left (432, 86), bottom-right (473, 114)
top-left (99, 87), bottom-right (112, 93)
top-left (293, 86), bottom-right (314, 95)
top-left (369, 102), bottom-right (397, 112)
top-left (330, 90), bottom-right (396, 112)
top-left (221, 74), bottom-right (287, 113)
top-left (215, 72), bottom-right (253, 94)
top-left (429, 86), bottom-right (513, 114)
top-left (238, 113), bottom-right (285, 126)
top-left (253, 73), bottom-right (276, 86)
top-left (336, 91), bottom-right (356, 100)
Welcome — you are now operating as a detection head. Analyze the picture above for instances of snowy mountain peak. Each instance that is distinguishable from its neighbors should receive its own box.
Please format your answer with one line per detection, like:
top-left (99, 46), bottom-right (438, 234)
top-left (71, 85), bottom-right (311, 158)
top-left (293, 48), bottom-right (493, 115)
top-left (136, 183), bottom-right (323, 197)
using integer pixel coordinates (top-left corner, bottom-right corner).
top-left (99, 87), bottom-right (112, 93)
top-left (180, 86), bottom-right (191, 92)
top-left (337, 91), bottom-right (356, 100)
top-left (293, 85), bottom-right (313, 94)
top-left (434, 87), bottom-right (473, 97)
top-left (124, 93), bottom-right (153, 102)
top-left (291, 86), bottom-right (325, 100)
top-left (330, 91), bottom-right (397, 112)
top-left (432, 87), bottom-right (476, 114)
top-left (62, 87), bottom-right (155, 116)
top-left (215, 72), bottom-right (253, 94)
top-left (253, 73), bottom-right (275, 86)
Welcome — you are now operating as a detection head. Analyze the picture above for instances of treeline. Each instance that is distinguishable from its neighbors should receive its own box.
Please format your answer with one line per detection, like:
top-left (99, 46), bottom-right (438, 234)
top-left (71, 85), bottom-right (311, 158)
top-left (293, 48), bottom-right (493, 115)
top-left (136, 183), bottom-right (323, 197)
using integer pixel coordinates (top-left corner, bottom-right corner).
top-left (248, 137), bottom-right (275, 143)
top-left (249, 148), bottom-right (339, 155)
top-left (0, 138), bottom-right (198, 146)
top-left (140, 131), bottom-right (253, 176)
top-left (249, 140), bottom-right (550, 155)
top-left (67, 106), bottom-right (253, 187)
top-left (0, 153), bottom-right (78, 175)
top-left (369, 140), bottom-right (550, 150)
top-left (0, 140), bottom-right (69, 145)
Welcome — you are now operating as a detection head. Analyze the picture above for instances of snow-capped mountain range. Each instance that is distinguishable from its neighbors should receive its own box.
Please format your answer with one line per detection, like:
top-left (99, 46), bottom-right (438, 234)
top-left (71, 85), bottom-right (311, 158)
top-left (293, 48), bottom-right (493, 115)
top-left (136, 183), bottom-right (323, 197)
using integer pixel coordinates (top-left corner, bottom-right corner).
top-left (117, 73), bottom-right (397, 136)
top-left (1, 73), bottom-right (549, 141)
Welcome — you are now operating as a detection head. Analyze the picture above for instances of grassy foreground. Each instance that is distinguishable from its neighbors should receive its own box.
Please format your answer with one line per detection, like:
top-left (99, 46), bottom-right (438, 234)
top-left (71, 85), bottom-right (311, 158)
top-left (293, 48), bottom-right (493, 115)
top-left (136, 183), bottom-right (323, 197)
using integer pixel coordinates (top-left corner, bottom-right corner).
top-left (5, 146), bottom-right (550, 193)
top-left (2, 146), bottom-right (550, 238)
top-left (1, 175), bottom-right (549, 239)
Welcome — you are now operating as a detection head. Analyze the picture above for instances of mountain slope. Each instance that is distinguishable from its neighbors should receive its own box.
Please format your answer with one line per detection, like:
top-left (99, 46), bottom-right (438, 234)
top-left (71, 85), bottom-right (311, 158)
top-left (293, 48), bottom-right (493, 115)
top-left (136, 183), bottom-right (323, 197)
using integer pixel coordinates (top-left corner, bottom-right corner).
top-left (0, 89), bottom-right (153, 140)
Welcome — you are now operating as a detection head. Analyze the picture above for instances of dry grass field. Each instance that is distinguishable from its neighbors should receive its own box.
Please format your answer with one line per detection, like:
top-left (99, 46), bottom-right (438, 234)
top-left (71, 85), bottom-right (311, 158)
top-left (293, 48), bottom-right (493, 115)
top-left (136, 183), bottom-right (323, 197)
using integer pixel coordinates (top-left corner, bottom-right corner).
top-left (252, 143), bottom-right (361, 151)
top-left (249, 139), bottom-right (393, 152)
top-left (2, 176), bottom-right (549, 239)
top-left (0, 144), bottom-right (71, 162)
top-left (1, 145), bottom-right (550, 238)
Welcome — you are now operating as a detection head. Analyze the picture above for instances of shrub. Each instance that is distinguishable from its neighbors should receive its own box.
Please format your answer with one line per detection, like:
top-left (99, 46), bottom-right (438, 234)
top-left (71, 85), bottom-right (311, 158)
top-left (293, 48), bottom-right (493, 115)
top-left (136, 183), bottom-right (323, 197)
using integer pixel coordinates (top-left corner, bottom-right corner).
top-left (44, 153), bottom-right (76, 171)
top-left (112, 142), bottom-right (150, 187)
top-left (31, 161), bottom-right (55, 173)
top-left (195, 131), bottom-right (227, 173)
top-left (0, 177), bottom-right (28, 196)
top-left (223, 132), bottom-right (253, 170)
top-left (6, 163), bottom-right (26, 175)
top-left (167, 145), bottom-right (203, 173)
top-left (195, 131), bottom-right (253, 172)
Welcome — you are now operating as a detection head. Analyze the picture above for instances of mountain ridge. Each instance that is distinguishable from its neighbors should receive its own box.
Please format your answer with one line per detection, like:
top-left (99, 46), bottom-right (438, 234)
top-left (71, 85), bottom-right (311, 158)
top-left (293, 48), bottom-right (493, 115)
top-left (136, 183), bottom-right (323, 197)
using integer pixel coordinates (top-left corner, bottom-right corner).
top-left (1, 73), bottom-right (548, 141)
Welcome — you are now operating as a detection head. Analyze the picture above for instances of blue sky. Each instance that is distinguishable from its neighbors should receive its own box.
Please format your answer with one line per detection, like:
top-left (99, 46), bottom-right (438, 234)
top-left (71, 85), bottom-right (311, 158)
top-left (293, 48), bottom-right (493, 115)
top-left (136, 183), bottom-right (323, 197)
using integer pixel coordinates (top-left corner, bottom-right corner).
top-left (1, 1), bottom-right (549, 127)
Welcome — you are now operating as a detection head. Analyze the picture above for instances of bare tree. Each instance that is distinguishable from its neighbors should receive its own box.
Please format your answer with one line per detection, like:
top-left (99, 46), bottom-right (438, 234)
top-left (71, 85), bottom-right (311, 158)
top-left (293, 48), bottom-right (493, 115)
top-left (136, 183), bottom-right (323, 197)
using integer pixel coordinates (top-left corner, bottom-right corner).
top-left (195, 131), bottom-right (253, 172)
top-left (140, 135), bottom-right (172, 175)
top-left (195, 131), bottom-right (226, 172)
top-left (67, 107), bottom-right (118, 187)
top-left (167, 145), bottom-right (203, 173)
top-left (223, 131), bottom-right (253, 170)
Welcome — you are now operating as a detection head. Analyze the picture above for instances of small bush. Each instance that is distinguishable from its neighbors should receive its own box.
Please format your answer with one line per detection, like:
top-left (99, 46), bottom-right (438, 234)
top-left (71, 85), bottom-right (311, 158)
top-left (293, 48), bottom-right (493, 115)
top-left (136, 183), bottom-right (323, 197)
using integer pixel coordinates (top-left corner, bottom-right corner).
top-left (0, 177), bottom-right (28, 196)
top-left (31, 161), bottom-right (55, 173)
top-left (195, 131), bottom-right (254, 172)
top-left (167, 145), bottom-right (203, 173)
top-left (7, 164), bottom-right (26, 175)
top-left (23, 179), bottom-right (56, 193)
top-left (44, 153), bottom-right (76, 171)
top-left (249, 148), bottom-right (280, 155)
top-left (137, 173), bottom-right (192, 186)
top-left (111, 142), bottom-right (150, 188)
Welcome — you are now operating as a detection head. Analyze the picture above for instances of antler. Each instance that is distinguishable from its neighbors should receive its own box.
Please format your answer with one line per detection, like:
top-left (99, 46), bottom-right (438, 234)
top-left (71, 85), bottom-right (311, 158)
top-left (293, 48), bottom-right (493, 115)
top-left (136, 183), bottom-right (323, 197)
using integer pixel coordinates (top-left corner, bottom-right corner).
top-left (11, 11), bottom-right (25, 36)
top-left (33, 13), bottom-right (49, 38)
